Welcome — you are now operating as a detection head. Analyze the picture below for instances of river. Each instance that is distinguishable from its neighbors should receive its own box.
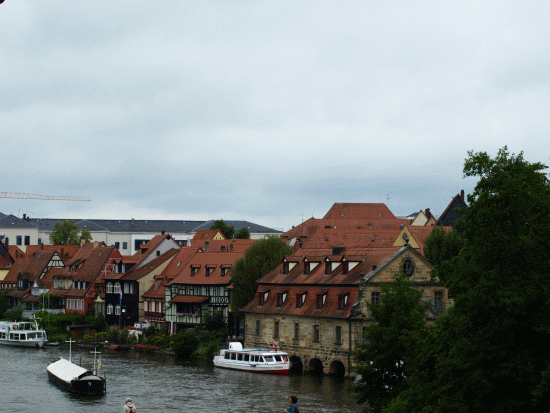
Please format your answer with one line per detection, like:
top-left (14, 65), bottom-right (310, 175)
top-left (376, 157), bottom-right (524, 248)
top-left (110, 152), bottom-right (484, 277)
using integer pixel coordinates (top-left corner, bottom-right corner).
top-left (0, 344), bottom-right (362, 412)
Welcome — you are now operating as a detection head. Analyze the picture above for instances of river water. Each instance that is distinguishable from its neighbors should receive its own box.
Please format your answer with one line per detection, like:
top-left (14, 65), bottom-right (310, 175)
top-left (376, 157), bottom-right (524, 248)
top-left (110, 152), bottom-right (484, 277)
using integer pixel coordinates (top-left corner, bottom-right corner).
top-left (0, 344), bottom-right (362, 413)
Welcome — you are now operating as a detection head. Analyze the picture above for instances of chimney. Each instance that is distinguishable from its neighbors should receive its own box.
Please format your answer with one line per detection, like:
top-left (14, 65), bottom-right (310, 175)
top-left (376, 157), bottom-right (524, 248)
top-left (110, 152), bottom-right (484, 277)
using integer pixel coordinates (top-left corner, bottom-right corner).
top-left (80, 239), bottom-right (86, 247)
top-left (93, 242), bottom-right (98, 249)
top-left (425, 208), bottom-right (431, 219)
top-left (4, 237), bottom-right (9, 252)
top-left (460, 190), bottom-right (464, 200)
top-left (23, 214), bottom-right (26, 220)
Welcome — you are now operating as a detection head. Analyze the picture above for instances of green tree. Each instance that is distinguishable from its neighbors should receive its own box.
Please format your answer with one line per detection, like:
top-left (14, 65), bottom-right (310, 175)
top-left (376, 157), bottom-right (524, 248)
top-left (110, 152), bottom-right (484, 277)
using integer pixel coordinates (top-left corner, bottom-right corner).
top-left (354, 271), bottom-right (428, 412)
top-left (49, 220), bottom-right (92, 245)
top-left (172, 330), bottom-right (200, 358)
top-left (210, 219), bottom-right (235, 239)
top-left (230, 235), bottom-right (292, 313)
top-left (393, 147), bottom-right (550, 412)
top-left (3, 305), bottom-right (23, 321)
top-left (234, 226), bottom-right (251, 239)
top-left (0, 292), bottom-right (10, 319)
top-left (423, 226), bottom-right (463, 268)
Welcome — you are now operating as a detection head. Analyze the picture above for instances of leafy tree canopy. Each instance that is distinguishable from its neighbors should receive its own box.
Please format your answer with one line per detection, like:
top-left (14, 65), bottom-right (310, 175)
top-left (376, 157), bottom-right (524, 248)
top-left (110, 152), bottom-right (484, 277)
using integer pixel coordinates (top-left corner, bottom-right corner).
top-left (210, 219), bottom-right (235, 239)
top-left (230, 235), bottom-right (292, 313)
top-left (0, 292), bottom-right (10, 319)
top-left (423, 226), bottom-right (463, 269)
top-left (393, 147), bottom-right (550, 412)
top-left (49, 220), bottom-right (92, 245)
top-left (354, 271), bottom-right (428, 412)
top-left (234, 226), bottom-right (251, 239)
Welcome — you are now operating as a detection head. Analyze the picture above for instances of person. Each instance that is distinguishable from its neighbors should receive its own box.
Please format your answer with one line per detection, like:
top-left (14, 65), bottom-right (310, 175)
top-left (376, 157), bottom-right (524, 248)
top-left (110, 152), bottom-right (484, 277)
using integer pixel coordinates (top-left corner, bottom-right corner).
top-left (283, 395), bottom-right (299, 413)
top-left (122, 397), bottom-right (137, 413)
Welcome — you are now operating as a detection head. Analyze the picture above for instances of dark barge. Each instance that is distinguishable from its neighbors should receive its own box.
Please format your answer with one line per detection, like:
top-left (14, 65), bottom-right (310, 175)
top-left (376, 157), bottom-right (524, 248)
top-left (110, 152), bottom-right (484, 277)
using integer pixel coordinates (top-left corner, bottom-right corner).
top-left (47, 357), bottom-right (106, 395)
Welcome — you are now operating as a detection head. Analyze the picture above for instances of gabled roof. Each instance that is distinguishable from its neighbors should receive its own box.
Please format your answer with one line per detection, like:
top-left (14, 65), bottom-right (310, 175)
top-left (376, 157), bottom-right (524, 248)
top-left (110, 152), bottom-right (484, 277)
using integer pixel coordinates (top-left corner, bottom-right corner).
top-left (54, 244), bottom-right (116, 282)
top-left (192, 220), bottom-right (282, 234)
top-left (131, 234), bottom-right (180, 269)
top-left (168, 251), bottom-right (245, 286)
top-left (193, 229), bottom-right (226, 240)
top-left (115, 249), bottom-right (178, 281)
top-left (436, 192), bottom-right (467, 227)
top-left (300, 227), bottom-right (402, 250)
top-left (142, 276), bottom-right (169, 299)
top-left (24, 245), bottom-right (78, 261)
top-left (362, 245), bottom-right (432, 283)
top-left (323, 203), bottom-right (396, 220)
top-left (3, 250), bottom-right (58, 284)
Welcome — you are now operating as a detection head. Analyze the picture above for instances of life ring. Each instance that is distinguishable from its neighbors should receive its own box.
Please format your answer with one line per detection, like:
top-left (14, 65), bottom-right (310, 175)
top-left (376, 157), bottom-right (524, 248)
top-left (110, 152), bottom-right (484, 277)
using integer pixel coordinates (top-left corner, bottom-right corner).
top-left (88, 382), bottom-right (92, 387)
top-left (12, 325), bottom-right (17, 330)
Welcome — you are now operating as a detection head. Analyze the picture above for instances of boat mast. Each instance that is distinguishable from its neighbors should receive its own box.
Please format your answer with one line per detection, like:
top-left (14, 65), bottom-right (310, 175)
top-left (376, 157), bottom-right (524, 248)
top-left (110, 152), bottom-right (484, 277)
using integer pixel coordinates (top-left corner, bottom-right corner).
top-left (66, 337), bottom-right (75, 362)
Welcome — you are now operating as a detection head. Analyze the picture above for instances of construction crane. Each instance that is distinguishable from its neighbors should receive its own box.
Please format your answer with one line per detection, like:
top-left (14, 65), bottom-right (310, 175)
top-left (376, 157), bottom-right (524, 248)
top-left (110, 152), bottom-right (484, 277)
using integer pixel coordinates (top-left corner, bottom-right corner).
top-left (0, 192), bottom-right (91, 201)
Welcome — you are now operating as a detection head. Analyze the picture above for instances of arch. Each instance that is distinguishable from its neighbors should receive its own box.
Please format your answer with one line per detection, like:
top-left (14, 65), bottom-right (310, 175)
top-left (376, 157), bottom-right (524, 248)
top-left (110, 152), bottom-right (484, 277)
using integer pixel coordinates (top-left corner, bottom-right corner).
top-left (289, 356), bottom-right (303, 374)
top-left (328, 360), bottom-right (346, 376)
top-left (307, 358), bottom-right (324, 375)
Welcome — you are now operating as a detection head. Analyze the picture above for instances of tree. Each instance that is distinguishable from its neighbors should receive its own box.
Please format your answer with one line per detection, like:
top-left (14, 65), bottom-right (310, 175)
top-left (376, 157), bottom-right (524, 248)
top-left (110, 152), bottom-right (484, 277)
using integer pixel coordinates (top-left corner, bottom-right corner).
top-left (354, 271), bottom-right (428, 412)
top-left (393, 147), bottom-right (550, 412)
top-left (423, 226), bottom-right (463, 268)
top-left (49, 220), bottom-right (92, 245)
top-left (234, 226), bottom-right (250, 239)
top-left (230, 235), bottom-right (292, 313)
top-left (210, 219), bottom-right (235, 239)
top-left (0, 292), bottom-right (10, 319)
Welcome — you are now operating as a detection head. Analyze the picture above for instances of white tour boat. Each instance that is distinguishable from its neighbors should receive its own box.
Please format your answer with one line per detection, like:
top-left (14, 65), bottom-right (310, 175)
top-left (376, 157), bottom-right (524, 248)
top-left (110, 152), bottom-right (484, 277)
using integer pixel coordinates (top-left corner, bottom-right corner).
top-left (213, 342), bottom-right (290, 374)
top-left (0, 317), bottom-right (48, 348)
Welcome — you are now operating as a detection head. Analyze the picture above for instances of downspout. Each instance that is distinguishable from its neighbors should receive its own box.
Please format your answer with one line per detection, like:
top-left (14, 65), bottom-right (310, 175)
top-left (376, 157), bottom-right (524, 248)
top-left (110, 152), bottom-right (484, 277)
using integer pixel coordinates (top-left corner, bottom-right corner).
top-left (348, 319), bottom-right (352, 376)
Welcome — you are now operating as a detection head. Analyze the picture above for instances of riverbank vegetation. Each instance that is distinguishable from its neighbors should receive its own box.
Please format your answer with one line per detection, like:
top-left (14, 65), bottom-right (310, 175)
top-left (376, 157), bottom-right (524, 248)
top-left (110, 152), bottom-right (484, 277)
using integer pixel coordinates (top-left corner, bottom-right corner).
top-left (354, 147), bottom-right (550, 412)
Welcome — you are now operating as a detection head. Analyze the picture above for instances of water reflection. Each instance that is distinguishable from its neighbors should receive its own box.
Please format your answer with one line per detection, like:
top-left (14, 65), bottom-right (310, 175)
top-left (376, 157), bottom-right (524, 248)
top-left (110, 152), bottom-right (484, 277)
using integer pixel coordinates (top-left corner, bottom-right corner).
top-left (1, 344), bottom-right (361, 412)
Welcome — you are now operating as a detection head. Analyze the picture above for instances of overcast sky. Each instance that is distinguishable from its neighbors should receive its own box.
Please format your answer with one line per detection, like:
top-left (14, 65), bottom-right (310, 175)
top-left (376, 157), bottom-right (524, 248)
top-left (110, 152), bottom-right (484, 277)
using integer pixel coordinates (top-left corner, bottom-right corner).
top-left (1, 1), bottom-right (549, 232)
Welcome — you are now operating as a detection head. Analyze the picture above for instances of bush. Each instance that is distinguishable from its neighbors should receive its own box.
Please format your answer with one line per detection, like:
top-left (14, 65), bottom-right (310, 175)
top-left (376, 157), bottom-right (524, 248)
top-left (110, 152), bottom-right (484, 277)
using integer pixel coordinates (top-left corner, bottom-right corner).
top-left (172, 331), bottom-right (200, 358)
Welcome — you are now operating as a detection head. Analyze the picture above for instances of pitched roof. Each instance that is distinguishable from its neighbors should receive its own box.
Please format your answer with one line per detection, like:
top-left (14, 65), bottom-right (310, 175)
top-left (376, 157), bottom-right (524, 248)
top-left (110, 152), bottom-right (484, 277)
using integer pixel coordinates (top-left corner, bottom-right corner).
top-left (3, 250), bottom-right (58, 284)
top-left (436, 192), bottom-right (467, 226)
top-left (323, 203), bottom-right (396, 220)
top-left (0, 214), bottom-right (37, 229)
top-left (193, 229), bottom-right (225, 240)
top-left (118, 249), bottom-right (178, 281)
top-left (168, 251), bottom-right (245, 286)
top-left (24, 245), bottom-right (78, 261)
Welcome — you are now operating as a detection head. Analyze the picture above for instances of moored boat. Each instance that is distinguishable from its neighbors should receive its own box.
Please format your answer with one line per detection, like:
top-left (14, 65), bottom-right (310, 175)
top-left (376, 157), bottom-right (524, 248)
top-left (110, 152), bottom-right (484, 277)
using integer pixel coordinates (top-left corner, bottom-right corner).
top-left (0, 317), bottom-right (47, 348)
top-left (47, 340), bottom-right (106, 395)
top-left (213, 342), bottom-right (290, 374)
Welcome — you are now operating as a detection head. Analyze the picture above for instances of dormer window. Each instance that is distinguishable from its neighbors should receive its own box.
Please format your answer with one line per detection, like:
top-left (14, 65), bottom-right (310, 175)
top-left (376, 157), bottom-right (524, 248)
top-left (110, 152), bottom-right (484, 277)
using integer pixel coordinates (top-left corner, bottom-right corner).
top-left (191, 266), bottom-right (198, 276)
top-left (205, 266), bottom-right (213, 276)
top-left (258, 290), bottom-right (269, 306)
top-left (403, 258), bottom-right (414, 277)
top-left (276, 291), bottom-right (287, 307)
top-left (221, 266), bottom-right (228, 277)
top-left (296, 292), bottom-right (306, 308)
top-left (283, 262), bottom-right (290, 274)
top-left (304, 261), bottom-right (310, 274)
top-left (342, 261), bottom-right (348, 274)
top-left (317, 292), bottom-right (327, 309)
top-left (338, 293), bottom-right (349, 310)
top-left (325, 262), bottom-right (331, 274)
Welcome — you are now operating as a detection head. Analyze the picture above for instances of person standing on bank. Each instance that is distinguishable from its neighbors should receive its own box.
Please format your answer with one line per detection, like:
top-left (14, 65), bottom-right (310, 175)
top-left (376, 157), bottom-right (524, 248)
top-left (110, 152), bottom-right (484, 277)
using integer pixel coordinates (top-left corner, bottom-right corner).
top-left (122, 397), bottom-right (137, 413)
top-left (283, 395), bottom-right (299, 413)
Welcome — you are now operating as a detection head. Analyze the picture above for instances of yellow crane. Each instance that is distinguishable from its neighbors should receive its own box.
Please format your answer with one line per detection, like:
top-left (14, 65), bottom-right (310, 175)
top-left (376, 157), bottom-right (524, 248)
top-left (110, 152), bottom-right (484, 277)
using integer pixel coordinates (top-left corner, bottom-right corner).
top-left (0, 192), bottom-right (91, 202)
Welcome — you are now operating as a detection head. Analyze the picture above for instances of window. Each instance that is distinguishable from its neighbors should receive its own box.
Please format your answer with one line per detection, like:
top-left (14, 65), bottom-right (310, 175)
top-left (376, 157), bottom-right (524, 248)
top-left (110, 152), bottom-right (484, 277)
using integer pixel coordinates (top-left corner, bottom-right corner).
top-left (129, 283), bottom-right (135, 294)
top-left (296, 293), bottom-right (306, 308)
top-left (114, 283), bottom-right (121, 294)
top-left (144, 301), bottom-right (148, 312)
top-left (434, 291), bottom-right (443, 310)
top-left (313, 324), bottom-right (320, 342)
top-left (53, 279), bottom-right (58, 289)
top-left (317, 293), bottom-right (327, 309)
top-left (24, 236), bottom-right (30, 246)
top-left (115, 305), bottom-right (121, 315)
top-left (38, 238), bottom-right (42, 245)
top-left (191, 267), bottom-right (198, 276)
top-left (124, 282), bottom-right (130, 294)
top-left (335, 326), bottom-right (342, 344)
top-left (206, 267), bottom-right (213, 276)
top-left (403, 259), bottom-right (414, 277)
top-left (221, 267), bottom-right (227, 277)
top-left (274, 321), bottom-right (279, 339)
top-left (16, 236), bottom-right (22, 246)
top-left (338, 293), bottom-right (349, 310)
top-left (106, 282), bottom-right (113, 294)
top-left (107, 304), bottom-right (113, 315)
top-left (256, 320), bottom-right (261, 336)
top-left (294, 323), bottom-right (299, 340)
top-left (342, 261), bottom-right (348, 274)
top-left (221, 246), bottom-right (226, 252)
top-left (371, 291), bottom-right (380, 304)
top-left (277, 292), bottom-right (287, 307)
top-left (304, 261), bottom-right (310, 274)
top-left (325, 262), bottom-right (331, 274)
top-left (258, 291), bottom-right (269, 306)
top-left (283, 262), bottom-right (289, 274)
top-left (122, 242), bottom-right (128, 250)
top-left (115, 242), bottom-right (120, 249)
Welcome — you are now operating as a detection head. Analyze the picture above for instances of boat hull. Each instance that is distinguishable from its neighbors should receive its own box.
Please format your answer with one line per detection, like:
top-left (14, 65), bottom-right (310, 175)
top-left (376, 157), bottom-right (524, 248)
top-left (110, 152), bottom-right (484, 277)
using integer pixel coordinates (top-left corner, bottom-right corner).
top-left (213, 358), bottom-right (290, 374)
top-left (0, 337), bottom-right (45, 348)
top-left (213, 342), bottom-right (290, 375)
top-left (47, 370), bottom-right (106, 395)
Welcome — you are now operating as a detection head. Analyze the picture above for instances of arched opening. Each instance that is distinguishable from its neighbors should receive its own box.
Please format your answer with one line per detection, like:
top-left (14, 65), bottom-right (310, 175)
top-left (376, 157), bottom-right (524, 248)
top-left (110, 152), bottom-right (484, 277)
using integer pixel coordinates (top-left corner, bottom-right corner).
top-left (328, 360), bottom-right (346, 376)
top-left (307, 358), bottom-right (324, 375)
top-left (289, 356), bottom-right (303, 374)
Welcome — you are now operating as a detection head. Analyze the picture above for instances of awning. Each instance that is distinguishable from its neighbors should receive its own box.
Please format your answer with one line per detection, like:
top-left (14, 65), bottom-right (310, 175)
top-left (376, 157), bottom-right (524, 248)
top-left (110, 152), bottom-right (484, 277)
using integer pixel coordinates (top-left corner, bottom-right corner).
top-left (169, 295), bottom-right (209, 304)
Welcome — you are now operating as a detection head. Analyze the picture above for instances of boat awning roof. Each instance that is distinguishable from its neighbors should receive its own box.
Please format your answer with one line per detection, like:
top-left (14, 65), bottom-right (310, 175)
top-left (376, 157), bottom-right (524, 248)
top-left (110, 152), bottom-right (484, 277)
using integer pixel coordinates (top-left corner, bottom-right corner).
top-left (169, 295), bottom-right (209, 304)
top-left (47, 358), bottom-right (88, 382)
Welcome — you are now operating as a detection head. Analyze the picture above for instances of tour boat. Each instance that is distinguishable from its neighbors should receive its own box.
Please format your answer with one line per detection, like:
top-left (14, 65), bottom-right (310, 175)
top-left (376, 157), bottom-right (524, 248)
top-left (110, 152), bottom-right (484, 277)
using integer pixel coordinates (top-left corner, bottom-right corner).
top-left (213, 342), bottom-right (290, 374)
top-left (0, 317), bottom-right (47, 348)
top-left (47, 340), bottom-right (106, 395)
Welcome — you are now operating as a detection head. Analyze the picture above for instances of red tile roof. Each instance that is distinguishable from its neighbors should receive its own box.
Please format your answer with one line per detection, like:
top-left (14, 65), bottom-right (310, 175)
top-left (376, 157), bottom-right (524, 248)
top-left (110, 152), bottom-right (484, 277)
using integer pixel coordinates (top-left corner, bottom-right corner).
top-left (323, 203), bottom-right (396, 220)
top-left (193, 229), bottom-right (225, 240)
top-left (170, 295), bottom-right (209, 304)
top-left (167, 251), bottom-right (245, 286)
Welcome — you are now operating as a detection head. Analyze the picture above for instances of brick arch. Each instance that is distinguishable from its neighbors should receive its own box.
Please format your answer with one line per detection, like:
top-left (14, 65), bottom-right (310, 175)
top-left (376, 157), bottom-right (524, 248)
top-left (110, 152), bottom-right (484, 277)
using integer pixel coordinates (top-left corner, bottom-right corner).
top-left (306, 358), bottom-right (324, 374)
top-left (289, 355), bottom-right (303, 374)
top-left (328, 359), bottom-right (346, 376)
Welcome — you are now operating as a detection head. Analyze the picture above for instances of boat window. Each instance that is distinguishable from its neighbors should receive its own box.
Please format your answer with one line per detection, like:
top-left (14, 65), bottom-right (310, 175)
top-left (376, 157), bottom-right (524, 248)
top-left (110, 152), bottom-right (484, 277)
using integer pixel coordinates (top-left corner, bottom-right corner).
top-left (264, 356), bottom-right (274, 363)
top-left (225, 352), bottom-right (230, 359)
top-left (231, 353), bottom-right (236, 360)
top-left (274, 355), bottom-right (282, 362)
top-left (244, 354), bottom-right (249, 362)
top-left (237, 353), bottom-right (243, 361)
